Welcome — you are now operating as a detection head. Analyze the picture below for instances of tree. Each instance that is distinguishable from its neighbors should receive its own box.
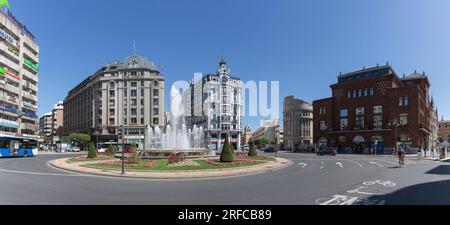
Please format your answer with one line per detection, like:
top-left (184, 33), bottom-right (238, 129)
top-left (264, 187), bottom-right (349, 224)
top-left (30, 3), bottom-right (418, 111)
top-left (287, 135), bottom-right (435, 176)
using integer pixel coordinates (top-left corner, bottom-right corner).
top-left (60, 136), bottom-right (71, 143)
top-left (220, 134), bottom-right (235, 163)
top-left (69, 133), bottom-right (91, 151)
top-left (248, 142), bottom-right (258, 157)
top-left (87, 142), bottom-right (97, 159)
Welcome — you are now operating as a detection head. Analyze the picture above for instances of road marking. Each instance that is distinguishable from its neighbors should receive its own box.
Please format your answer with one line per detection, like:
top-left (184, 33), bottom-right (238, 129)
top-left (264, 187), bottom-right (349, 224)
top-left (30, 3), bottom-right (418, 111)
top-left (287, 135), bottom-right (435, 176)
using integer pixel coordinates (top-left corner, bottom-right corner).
top-left (316, 195), bottom-right (358, 205)
top-left (336, 162), bottom-right (344, 168)
top-left (369, 162), bottom-right (384, 167)
top-left (298, 163), bottom-right (308, 168)
top-left (347, 186), bottom-right (384, 195)
top-left (343, 159), bottom-right (363, 168)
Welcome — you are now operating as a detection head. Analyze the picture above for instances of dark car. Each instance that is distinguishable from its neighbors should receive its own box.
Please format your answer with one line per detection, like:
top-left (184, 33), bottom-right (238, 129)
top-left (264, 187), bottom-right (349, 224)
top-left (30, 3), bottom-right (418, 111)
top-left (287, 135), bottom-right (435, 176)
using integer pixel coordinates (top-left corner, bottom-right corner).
top-left (317, 148), bottom-right (337, 156)
top-left (263, 147), bottom-right (276, 153)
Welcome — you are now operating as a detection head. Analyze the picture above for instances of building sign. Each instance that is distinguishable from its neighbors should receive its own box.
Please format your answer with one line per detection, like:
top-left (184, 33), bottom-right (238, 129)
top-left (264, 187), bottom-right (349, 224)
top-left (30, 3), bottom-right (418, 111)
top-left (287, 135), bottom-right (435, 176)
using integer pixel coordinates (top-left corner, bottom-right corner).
top-left (0, 0), bottom-right (36, 41)
top-left (0, 27), bottom-right (19, 47)
top-left (23, 58), bottom-right (39, 72)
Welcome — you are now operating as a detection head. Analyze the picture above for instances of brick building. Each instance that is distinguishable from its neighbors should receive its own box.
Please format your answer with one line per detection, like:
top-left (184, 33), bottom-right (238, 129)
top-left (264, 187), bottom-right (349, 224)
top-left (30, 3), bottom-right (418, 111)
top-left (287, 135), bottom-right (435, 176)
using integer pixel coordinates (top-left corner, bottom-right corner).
top-left (313, 65), bottom-right (431, 154)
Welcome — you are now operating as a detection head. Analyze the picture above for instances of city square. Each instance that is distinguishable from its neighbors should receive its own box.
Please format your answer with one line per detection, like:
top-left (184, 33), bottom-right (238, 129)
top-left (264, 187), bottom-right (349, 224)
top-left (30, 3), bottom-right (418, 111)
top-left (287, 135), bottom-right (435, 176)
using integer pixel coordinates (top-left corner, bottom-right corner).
top-left (1, 0), bottom-right (450, 212)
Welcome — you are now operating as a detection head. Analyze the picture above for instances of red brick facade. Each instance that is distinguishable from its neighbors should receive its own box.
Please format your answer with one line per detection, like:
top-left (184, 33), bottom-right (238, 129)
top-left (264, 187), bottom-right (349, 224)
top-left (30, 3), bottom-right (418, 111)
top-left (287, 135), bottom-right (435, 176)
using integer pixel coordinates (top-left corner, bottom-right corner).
top-left (313, 66), bottom-right (431, 154)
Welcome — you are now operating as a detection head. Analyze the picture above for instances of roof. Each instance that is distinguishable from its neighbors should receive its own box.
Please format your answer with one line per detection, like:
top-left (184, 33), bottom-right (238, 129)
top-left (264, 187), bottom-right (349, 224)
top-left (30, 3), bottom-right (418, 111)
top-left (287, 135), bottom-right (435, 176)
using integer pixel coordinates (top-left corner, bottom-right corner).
top-left (401, 72), bottom-right (427, 81)
top-left (338, 65), bottom-right (391, 79)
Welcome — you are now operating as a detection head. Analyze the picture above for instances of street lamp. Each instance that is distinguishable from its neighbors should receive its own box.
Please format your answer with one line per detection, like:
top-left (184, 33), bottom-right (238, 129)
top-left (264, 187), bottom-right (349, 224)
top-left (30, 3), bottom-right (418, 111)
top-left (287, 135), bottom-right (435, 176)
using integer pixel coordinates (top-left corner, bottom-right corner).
top-left (389, 119), bottom-right (399, 154)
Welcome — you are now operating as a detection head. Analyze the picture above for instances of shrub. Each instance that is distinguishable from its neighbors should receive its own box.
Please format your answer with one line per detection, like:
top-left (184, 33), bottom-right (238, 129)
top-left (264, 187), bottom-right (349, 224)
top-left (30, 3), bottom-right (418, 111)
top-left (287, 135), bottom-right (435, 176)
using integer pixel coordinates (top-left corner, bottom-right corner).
top-left (107, 145), bottom-right (116, 156)
top-left (87, 142), bottom-right (97, 159)
top-left (248, 143), bottom-right (258, 157)
top-left (220, 134), bottom-right (235, 163)
top-left (127, 146), bottom-right (141, 163)
top-left (168, 154), bottom-right (179, 164)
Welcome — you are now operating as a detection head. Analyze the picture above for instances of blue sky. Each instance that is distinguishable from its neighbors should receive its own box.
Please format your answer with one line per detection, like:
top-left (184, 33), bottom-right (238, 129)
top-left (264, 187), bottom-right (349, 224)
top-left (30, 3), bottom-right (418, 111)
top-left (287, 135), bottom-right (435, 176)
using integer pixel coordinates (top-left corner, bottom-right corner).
top-left (9, 0), bottom-right (450, 130)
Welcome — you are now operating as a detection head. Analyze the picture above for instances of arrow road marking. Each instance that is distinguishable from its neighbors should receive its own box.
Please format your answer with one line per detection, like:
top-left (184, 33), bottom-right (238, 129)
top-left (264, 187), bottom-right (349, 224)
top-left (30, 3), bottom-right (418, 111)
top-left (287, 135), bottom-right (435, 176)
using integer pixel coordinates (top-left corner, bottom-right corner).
top-left (298, 163), bottom-right (308, 168)
top-left (369, 162), bottom-right (384, 168)
top-left (336, 162), bottom-right (344, 168)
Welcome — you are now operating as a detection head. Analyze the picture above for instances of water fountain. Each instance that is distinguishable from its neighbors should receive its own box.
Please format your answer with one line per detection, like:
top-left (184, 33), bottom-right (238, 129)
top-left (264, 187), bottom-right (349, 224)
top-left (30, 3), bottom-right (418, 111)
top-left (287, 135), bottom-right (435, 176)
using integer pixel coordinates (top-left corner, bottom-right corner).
top-left (140, 86), bottom-right (216, 159)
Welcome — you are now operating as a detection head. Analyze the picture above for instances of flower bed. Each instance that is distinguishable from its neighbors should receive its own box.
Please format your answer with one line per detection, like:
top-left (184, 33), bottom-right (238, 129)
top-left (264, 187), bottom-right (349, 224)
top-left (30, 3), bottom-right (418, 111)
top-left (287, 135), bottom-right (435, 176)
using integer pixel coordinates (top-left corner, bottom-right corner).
top-left (167, 160), bottom-right (200, 168)
top-left (96, 160), bottom-right (158, 168)
top-left (236, 155), bottom-right (275, 161)
top-left (74, 155), bottom-right (113, 162)
top-left (203, 159), bottom-right (257, 167)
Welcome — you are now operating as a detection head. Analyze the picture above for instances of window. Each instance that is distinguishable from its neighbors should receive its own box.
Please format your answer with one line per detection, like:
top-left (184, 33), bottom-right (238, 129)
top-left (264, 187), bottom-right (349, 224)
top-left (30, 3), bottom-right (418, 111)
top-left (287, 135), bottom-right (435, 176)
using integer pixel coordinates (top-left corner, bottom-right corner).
top-left (153, 89), bottom-right (159, 97)
top-left (320, 121), bottom-right (327, 131)
top-left (131, 90), bottom-right (137, 97)
top-left (140, 99), bottom-right (144, 105)
top-left (373, 105), bottom-right (383, 114)
top-left (109, 99), bottom-right (115, 106)
top-left (356, 107), bottom-right (364, 116)
top-left (399, 96), bottom-right (409, 107)
top-left (358, 89), bottom-right (362, 97)
top-left (340, 109), bottom-right (348, 118)
top-left (141, 118), bottom-right (144, 125)
top-left (124, 99), bottom-right (128, 107)
top-left (370, 87), bottom-right (374, 96)
top-left (123, 118), bottom-right (127, 125)
top-left (340, 118), bottom-right (348, 131)
top-left (131, 82), bottom-right (137, 87)
top-left (141, 108), bottom-right (144, 115)
top-left (124, 90), bottom-right (128, 97)
top-left (130, 118), bottom-right (137, 124)
top-left (109, 118), bottom-right (115, 125)
top-left (141, 81), bottom-right (145, 87)
top-left (153, 108), bottom-right (159, 115)
top-left (124, 108), bottom-right (127, 116)
top-left (364, 88), bottom-right (368, 97)
top-left (124, 81), bottom-right (128, 87)
top-left (153, 99), bottom-right (159, 106)
top-left (131, 108), bottom-right (137, 116)
top-left (399, 114), bottom-right (408, 126)
top-left (340, 108), bottom-right (348, 131)
top-left (319, 107), bottom-right (326, 115)
top-left (109, 109), bottom-right (115, 116)
top-left (131, 99), bottom-right (137, 106)
top-left (109, 82), bottom-right (115, 89)
top-left (153, 118), bottom-right (159, 124)
top-left (353, 90), bottom-right (356, 98)
top-left (355, 117), bottom-right (364, 129)
top-left (141, 89), bottom-right (144, 97)
top-left (373, 115), bottom-right (383, 130)
top-left (109, 90), bottom-right (115, 97)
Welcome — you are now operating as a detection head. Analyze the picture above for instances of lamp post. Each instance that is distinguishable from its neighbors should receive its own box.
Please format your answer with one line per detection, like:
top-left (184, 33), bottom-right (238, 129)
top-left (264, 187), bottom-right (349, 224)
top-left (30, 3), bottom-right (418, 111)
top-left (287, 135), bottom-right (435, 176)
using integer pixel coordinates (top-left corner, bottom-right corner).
top-left (389, 119), bottom-right (399, 155)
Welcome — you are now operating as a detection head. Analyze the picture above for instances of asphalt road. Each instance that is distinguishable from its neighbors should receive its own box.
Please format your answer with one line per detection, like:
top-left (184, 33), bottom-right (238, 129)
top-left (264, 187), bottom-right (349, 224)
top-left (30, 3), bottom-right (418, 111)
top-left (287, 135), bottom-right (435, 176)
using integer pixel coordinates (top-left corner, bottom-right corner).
top-left (1, 152), bottom-right (450, 205)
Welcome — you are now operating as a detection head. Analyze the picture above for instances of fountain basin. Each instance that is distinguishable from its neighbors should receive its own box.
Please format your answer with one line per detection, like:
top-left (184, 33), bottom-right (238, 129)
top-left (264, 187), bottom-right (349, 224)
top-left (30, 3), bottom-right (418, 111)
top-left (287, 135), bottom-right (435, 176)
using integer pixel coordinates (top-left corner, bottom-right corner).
top-left (138, 149), bottom-right (215, 159)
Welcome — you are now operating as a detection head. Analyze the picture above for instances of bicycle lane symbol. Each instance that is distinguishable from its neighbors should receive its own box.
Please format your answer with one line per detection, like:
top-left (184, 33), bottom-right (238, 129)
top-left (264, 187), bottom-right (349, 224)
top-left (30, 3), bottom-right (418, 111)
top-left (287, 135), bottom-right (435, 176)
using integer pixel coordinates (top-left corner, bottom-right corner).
top-left (316, 180), bottom-right (396, 205)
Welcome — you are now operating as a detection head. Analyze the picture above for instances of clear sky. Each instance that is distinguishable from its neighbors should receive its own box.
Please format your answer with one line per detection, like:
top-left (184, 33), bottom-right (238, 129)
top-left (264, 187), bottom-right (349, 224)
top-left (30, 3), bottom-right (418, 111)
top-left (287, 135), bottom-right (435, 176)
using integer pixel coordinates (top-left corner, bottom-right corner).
top-left (9, 0), bottom-right (450, 130)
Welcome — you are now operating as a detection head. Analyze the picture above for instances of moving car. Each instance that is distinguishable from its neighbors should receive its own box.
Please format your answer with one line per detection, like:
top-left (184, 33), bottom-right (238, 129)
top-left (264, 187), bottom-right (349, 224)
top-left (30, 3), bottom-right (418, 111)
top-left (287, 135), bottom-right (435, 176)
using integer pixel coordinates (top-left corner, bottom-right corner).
top-left (317, 148), bottom-right (337, 156)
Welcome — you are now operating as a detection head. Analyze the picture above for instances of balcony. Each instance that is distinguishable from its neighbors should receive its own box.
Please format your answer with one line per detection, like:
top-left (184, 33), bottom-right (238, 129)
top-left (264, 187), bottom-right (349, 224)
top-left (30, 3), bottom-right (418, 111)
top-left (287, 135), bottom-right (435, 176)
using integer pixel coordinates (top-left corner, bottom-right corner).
top-left (22, 80), bottom-right (38, 92)
top-left (1, 83), bottom-right (20, 94)
top-left (23, 47), bottom-right (39, 64)
top-left (22, 68), bottom-right (38, 82)
top-left (0, 118), bottom-right (19, 129)
top-left (22, 101), bottom-right (38, 111)
top-left (22, 91), bottom-right (38, 102)
top-left (22, 123), bottom-right (39, 131)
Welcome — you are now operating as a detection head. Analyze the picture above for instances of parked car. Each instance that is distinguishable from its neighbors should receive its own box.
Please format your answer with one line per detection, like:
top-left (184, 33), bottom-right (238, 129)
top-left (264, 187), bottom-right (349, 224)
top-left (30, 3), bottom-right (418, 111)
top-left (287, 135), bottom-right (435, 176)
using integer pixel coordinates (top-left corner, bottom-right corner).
top-left (243, 145), bottom-right (250, 151)
top-left (71, 147), bottom-right (81, 152)
top-left (264, 146), bottom-right (276, 153)
top-left (317, 148), bottom-right (337, 156)
top-left (98, 148), bottom-right (107, 153)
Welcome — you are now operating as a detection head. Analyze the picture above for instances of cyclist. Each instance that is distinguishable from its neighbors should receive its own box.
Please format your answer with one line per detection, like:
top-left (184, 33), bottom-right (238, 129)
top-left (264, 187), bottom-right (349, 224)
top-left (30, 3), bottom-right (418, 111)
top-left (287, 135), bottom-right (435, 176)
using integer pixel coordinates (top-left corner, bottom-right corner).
top-left (398, 147), bottom-right (406, 166)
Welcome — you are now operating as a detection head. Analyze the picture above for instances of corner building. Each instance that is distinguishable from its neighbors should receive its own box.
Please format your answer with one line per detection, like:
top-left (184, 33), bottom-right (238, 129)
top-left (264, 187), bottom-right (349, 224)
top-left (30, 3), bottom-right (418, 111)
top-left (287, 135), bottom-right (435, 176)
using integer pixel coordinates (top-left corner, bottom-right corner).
top-left (63, 55), bottom-right (165, 148)
top-left (313, 65), bottom-right (431, 154)
top-left (0, 7), bottom-right (40, 138)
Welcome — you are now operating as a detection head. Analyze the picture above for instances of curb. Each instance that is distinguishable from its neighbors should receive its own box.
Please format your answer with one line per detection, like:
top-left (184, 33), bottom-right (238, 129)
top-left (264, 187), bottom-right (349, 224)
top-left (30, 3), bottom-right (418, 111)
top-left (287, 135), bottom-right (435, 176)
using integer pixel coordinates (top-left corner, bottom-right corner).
top-left (48, 157), bottom-right (294, 180)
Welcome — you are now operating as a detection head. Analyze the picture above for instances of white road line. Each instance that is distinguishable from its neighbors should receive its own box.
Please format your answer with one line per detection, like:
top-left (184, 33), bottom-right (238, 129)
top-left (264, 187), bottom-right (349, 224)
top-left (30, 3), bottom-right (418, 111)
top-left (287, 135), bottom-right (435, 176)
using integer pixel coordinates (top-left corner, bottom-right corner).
top-left (369, 162), bottom-right (384, 168)
top-left (336, 162), bottom-right (344, 168)
top-left (320, 166), bottom-right (325, 170)
top-left (298, 163), bottom-right (308, 168)
top-left (343, 160), bottom-right (363, 168)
